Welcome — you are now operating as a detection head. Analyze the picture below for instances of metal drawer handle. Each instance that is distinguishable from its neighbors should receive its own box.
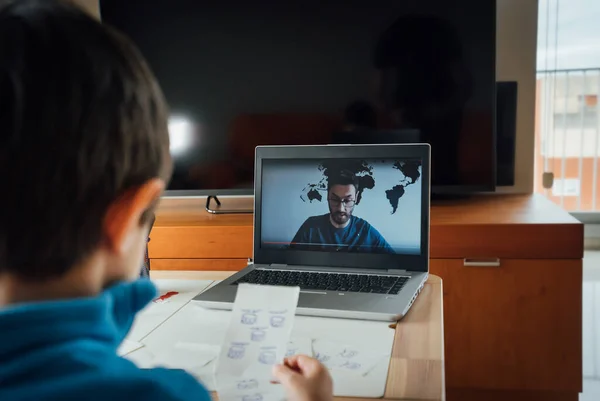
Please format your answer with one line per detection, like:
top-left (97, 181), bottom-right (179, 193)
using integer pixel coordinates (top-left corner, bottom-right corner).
top-left (463, 258), bottom-right (501, 267)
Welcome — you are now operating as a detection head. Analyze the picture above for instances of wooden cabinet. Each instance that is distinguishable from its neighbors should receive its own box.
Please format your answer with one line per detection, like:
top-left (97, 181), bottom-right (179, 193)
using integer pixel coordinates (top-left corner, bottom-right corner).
top-left (149, 194), bottom-right (583, 401)
top-left (431, 259), bottom-right (582, 392)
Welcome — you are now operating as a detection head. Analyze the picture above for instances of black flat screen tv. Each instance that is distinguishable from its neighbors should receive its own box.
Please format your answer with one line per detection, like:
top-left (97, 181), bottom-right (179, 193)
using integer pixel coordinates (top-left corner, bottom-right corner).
top-left (100, 0), bottom-right (496, 195)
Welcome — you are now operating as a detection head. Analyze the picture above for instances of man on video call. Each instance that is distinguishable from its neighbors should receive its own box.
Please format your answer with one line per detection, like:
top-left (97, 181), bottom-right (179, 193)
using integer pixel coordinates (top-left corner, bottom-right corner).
top-left (290, 170), bottom-right (394, 253)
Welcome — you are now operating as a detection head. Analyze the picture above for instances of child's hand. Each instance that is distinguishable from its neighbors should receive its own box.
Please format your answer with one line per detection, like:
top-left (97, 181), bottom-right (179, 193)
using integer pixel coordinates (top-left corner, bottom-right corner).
top-left (272, 355), bottom-right (333, 401)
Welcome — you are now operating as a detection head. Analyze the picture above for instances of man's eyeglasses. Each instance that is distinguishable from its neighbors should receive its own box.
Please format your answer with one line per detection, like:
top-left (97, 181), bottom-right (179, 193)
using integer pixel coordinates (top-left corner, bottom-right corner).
top-left (328, 198), bottom-right (356, 208)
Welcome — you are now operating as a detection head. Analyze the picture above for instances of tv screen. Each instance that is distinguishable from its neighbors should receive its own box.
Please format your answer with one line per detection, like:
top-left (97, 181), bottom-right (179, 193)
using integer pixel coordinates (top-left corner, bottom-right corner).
top-left (100, 0), bottom-right (496, 194)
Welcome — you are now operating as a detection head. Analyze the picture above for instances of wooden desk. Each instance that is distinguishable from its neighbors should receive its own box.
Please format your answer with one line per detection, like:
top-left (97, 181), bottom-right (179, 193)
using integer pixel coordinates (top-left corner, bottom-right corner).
top-left (148, 194), bottom-right (583, 401)
top-left (150, 271), bottom-right (446, 401)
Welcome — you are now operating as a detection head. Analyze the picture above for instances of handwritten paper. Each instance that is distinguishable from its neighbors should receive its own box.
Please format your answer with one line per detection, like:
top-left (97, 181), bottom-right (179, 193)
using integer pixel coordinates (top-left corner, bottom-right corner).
top-left (312, 340), bottom-right (389, 377)
top-left (286, 338), bottom-right (313, 358)
top-left (216, 284), bottom-right (300, 401)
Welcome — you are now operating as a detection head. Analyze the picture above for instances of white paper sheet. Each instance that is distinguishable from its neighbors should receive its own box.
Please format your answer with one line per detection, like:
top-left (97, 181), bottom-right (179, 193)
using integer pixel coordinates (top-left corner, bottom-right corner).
top-left (312, 340), bottom-right (390, 377)
top-left (217, 378), bottom-right (285, 401)
top-left (126, 279), bottom-right (213, 342)
top-left (216, 284), bottom-right (300, 401)
top-left (286, 338), bottom-right (313, 357)
top-left (117, 339), bottom-right (144, 356)
top-left (132, 282), bottom-right (395, 397)
top-left (124, 341), bottom-right (220, 389)
top-left (123, 345), bottom-right (155, 367)
top-left (154, 342), bottom-right (220, 372)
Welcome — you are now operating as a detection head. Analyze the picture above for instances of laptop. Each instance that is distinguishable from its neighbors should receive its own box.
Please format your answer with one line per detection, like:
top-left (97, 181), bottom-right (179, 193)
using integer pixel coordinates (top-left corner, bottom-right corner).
top-left (193, 144), bottom-right (430, 321)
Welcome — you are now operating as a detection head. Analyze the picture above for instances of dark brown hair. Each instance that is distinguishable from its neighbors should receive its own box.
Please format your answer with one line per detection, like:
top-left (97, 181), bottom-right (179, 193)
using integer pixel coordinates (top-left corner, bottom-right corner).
top-left (0, 0), bottom-right (171, 280)
top-left (327, 170), bottom-right (359, 193)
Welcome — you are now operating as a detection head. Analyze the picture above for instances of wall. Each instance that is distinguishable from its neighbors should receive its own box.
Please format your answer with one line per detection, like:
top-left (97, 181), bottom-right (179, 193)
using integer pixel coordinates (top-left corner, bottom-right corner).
top-left (76, 0), bottom-right (538, 194)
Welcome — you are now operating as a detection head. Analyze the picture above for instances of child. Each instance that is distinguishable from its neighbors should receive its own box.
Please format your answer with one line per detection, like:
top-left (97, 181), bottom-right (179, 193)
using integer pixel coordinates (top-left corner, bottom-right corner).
top-left (0, 1), bottom-right (332, 401)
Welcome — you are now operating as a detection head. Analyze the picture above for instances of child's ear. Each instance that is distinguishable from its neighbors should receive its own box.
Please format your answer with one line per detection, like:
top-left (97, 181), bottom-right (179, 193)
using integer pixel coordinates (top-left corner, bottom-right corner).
top-left (103, 179), bottom-right (164, 255)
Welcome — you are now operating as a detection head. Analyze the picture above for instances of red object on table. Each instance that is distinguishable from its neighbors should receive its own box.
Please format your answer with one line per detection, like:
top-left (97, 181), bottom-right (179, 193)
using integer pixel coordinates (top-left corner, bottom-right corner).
top-left (153, 291), bottom-right (179, 303)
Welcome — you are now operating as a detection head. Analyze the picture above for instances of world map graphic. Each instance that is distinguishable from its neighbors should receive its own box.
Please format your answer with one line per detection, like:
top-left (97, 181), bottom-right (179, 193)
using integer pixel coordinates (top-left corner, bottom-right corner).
top-left (300, 160), bottom-right (422, 214)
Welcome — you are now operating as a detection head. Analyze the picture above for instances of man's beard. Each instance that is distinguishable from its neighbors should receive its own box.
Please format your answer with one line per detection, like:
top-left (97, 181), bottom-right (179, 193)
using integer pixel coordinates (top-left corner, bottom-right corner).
top-left (331, 211), bottom-right (351, 225)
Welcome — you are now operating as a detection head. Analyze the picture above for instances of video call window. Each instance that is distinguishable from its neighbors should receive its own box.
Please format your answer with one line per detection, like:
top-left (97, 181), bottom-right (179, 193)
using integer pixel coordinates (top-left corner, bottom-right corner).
top-left (260, 158), bottom-right (423, 255)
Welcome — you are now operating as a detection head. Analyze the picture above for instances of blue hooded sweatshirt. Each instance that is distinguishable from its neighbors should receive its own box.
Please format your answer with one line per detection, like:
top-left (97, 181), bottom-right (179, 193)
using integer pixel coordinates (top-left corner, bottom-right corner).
top-left (0, 279), bottom-right (212, 401)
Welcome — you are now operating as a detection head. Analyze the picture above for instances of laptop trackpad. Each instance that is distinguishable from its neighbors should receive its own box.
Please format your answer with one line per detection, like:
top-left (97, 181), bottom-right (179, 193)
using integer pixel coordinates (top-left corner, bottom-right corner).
top-left (298, 290), bottom-right (394, 312)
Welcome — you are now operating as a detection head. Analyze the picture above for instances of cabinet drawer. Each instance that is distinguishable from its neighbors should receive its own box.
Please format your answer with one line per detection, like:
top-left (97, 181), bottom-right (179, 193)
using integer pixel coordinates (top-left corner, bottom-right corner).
top-left (148, 226), bottom-right (253, 259)
top-left (430, 258), bottom-right (582, 392)
top-left (150, 258), bottom-right (248, 271)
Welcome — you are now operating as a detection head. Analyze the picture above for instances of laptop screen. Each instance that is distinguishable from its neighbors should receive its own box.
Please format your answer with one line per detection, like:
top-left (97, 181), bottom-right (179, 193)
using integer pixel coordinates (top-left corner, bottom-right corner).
top-left (260, 158), bottom-right (422, 256)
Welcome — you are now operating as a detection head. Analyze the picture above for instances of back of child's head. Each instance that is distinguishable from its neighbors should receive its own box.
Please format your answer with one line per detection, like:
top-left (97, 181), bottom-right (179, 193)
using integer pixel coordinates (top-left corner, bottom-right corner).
top-left (0, 0), bottom-right (171, 282)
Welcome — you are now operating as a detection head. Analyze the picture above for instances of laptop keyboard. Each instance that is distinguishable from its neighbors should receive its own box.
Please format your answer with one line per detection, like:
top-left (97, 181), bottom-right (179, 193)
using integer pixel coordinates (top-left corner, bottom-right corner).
top-left (233, 269), bottom-right (409, 295)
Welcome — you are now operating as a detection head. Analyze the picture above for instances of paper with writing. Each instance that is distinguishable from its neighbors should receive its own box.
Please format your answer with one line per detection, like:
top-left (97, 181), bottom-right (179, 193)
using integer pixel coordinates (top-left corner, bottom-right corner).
top-left (216, 284), bottom-right (300, 401)
top-left (312, 340), bottom-right (389, 376)
top-left (286, 337), bottom-right (313, 358)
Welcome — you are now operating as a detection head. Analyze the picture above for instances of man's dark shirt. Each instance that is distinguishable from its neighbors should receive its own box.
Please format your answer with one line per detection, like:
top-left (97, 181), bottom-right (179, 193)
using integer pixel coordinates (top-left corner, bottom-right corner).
top-left (290, 213), bottom-right (394, 253)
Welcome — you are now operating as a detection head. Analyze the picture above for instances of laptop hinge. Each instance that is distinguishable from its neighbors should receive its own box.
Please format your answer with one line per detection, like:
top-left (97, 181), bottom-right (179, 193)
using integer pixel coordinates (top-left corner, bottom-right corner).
top-left (387, 269), bottom-right (408, 274)
top-left (269, 264), bottom-right (288, 267)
